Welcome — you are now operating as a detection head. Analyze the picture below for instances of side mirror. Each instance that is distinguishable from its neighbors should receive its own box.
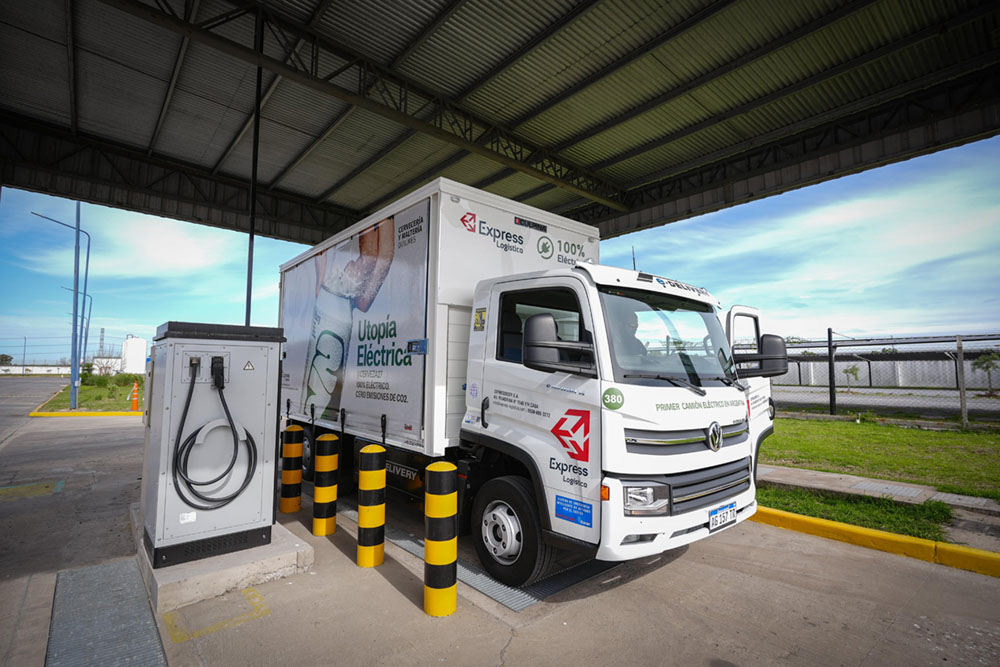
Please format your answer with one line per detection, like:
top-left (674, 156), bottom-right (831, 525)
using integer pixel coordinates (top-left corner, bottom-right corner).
top-left (733, 334), bottom-right (788, 378)
top-left (523, 313), bottom-right (597, 378)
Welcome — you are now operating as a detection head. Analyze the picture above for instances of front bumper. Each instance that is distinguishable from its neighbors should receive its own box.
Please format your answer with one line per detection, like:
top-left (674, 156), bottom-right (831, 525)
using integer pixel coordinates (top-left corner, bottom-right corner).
top-left (595, 476), bottom-right (757, 561)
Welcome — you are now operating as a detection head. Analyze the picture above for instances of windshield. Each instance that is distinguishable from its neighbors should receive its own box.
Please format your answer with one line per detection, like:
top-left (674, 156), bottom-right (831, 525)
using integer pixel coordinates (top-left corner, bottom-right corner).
top-left (598, 286), bottom-right (735, 385)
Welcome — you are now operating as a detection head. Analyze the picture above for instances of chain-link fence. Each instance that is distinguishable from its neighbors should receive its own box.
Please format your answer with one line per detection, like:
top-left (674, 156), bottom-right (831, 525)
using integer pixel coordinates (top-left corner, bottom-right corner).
top-left (768, 332), bottom-right (1000, 425)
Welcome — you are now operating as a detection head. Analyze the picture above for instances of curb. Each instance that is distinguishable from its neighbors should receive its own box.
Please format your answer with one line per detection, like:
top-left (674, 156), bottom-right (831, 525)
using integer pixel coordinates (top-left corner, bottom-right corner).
top-left (29, 411), bottom-right (142, 417)
top-left (751, 506), bottom-right (1000, 579)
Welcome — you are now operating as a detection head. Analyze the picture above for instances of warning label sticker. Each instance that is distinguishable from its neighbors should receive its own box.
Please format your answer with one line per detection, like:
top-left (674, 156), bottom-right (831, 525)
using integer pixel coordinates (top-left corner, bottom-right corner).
top-left (555, 495), bottom-right (593, 528)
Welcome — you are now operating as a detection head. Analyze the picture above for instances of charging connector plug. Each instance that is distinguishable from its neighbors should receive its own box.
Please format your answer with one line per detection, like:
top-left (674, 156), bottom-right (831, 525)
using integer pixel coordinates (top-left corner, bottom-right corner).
top-left (211, 356), bottom-right (225, 389)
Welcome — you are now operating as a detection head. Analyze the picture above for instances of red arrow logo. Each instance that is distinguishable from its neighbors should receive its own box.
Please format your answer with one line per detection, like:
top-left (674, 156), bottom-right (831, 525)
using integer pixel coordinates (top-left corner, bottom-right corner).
top-left (551, 409), bottom-right (590, 462)
top-left (460, 212), bottom-right (477, 232)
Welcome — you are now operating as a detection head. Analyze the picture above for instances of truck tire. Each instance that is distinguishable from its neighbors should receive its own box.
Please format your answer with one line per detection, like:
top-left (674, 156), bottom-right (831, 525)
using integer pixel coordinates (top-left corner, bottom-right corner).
top-left (472, 476), bottom-right (554, 587)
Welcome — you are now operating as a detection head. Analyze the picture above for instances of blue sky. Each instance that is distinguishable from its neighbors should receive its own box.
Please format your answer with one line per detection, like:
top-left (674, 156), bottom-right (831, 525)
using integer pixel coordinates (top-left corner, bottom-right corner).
top-left (0, 194), bottom-right (309, 363)
top-left (601, 136), bottom-right (1000, 339)
top-left (1, 136), bottom-right (999, 363)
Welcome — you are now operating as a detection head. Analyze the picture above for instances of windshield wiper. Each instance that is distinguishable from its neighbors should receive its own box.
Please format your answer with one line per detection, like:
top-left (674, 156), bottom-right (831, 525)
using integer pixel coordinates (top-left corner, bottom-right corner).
top-left (713, 375), bottom-right (749, 392)
top-left (623, 373), bottom-right (707, 396)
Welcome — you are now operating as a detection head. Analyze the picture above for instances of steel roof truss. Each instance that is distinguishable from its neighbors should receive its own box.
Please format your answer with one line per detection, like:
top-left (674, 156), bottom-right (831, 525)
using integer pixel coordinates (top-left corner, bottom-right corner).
top-left (211, 0), bottom-right (336, 174)
top-left (525, 1), bottom-right (996, 205)
top-left (96, 0), bottom-right (627, 210)
top-left (562, 65), bottom-right (1000, 232)
top-left (508, 0), bottom-right (741, 130)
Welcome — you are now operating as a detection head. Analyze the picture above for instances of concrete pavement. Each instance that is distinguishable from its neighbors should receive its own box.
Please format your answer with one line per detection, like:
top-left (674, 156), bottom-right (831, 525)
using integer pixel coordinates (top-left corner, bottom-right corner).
top-left (757, 464), bottom-right (1000, 517)
top-left (1, 415), bottom-right (999, 665)
top-left (0, 377), bottom-right (65, 452)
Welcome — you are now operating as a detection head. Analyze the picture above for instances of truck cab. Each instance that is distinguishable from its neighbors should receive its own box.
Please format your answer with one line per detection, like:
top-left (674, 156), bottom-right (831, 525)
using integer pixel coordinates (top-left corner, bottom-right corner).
top-left (460, 263), bottom-right (786, 585)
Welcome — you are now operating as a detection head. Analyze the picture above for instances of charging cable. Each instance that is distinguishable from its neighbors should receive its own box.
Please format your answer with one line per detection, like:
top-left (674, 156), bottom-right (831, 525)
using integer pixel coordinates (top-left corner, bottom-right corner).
top-left (172, 356), bottom-right (258, 510)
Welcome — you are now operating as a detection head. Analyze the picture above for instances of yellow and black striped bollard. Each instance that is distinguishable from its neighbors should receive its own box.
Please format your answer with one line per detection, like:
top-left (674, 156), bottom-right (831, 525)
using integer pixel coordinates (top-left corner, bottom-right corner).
top-left (280, 425), bottom-right (303, 513)
top-left (312, 434), bottom-right (339, 536)
top-left (424, 461), bottom-right (458, 617)
top-left (357, 444), bottom-right (385, 567)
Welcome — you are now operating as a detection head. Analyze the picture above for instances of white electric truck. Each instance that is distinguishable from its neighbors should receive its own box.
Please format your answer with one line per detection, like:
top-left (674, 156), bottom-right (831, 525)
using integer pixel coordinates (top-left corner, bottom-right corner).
top-left (279, 178), bottom-right (787, 586)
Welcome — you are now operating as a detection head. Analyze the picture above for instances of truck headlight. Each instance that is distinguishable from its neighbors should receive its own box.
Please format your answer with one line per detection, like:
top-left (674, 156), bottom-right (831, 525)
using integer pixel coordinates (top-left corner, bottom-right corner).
top-left (623, 485), bottom-right (670, 516)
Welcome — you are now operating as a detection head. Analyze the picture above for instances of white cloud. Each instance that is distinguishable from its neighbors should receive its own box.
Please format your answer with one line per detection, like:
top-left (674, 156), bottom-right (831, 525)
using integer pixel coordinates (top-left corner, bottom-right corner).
top-left (18, 212), bottom-right (245, 280)
top-left (602, 142), bottom-right (1000, 339)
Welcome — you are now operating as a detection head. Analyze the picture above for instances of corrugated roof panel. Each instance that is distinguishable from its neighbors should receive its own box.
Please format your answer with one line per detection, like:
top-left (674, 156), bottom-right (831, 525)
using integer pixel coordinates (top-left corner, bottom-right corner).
top-left (439, 154), bottom-right (511, 187)
top-left (76, 0), bottom-right (181, 82)
top-left (4, 0), bottom-right (66, 42)
top-left (263, 81), bottom-right (347, 140)
top-left (465, 0), bottom-right (702, 126)
top-left (317, 0), bottom-right (451, 67)
top-left (522, 0), bottom-right (846, 161)
top-left (153, 86), bottom-right (255, 166)
top-left (74, 50), bottom-right (164, 147)
top-left (0, 21), bottom-right (72, 127)
top-left (399, 0), bottom-right (580, 100)
top-left (559, 0), bottom-right (977, 180)
top-left (480, 170), bottom-right (545, 200)
top-left (334, 133), bottom-right (458, 209)
top-left (518, 185), bottom-right (581, 212)
top-left (268, 0), bottom-right (317, 24)
top-left (220, 117), bottom-right (324, 183)
top-left (485, 0), bottom-right (708, 126)
top-left (601, 122), bottom-right (748, 184)
top-left (276, 107), bottom-right (404, 198)
top-left (496, 0), bottom-right (761, 146)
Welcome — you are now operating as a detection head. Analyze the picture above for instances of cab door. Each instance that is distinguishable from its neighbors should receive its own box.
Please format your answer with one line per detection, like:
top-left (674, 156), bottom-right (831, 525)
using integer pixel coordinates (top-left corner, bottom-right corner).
top-left (726, 306), bottom-right (774, 474)
top-left (480, 277), bottom-right (602, 545)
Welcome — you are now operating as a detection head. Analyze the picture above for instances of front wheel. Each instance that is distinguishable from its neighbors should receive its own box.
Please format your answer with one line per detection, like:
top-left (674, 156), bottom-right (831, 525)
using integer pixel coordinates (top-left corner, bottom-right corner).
top-left (472, 476), bottom-right (553, 587)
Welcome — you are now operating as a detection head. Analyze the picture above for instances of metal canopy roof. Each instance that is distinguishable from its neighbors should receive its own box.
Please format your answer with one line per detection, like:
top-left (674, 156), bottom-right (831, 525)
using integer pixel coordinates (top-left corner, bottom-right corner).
top-left (1, 0), bottom-right (997, 244)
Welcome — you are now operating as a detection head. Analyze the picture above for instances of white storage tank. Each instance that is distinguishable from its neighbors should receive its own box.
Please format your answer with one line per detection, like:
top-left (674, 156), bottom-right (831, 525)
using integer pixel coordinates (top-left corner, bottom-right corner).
top-left (121, 335), bottom-right (148, 374)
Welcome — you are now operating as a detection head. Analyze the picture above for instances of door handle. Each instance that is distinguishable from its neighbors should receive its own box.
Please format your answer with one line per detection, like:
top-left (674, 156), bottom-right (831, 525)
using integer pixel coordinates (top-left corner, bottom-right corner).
top-left (481, 397), bottom-right (489, 428)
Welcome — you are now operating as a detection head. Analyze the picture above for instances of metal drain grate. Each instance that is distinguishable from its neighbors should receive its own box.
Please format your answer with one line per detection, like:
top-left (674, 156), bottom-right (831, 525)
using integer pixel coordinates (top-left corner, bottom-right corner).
top-left (46, 558), bottom-right (166, 666)
top-left (340, 502), bottom-right (619, 611)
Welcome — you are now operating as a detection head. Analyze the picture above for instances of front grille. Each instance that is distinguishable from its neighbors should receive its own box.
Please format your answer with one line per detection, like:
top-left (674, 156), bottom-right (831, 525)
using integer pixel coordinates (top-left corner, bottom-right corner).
top-left (664, 456), bottom-right (752, 515)
top-left (624, 419), bottom-right (748, 455)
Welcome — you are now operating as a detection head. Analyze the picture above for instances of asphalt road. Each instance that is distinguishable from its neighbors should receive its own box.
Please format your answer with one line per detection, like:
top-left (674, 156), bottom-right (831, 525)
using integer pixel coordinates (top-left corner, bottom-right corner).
top-left (1, 417), bottom-right (998, 666)
top-left (0, 377), bottom-right (66, 452)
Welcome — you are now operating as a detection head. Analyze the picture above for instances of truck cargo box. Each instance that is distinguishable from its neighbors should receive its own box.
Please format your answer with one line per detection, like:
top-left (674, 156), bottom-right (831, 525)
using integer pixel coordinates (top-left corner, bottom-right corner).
top-left (279, 178), bottom-right (600, 456)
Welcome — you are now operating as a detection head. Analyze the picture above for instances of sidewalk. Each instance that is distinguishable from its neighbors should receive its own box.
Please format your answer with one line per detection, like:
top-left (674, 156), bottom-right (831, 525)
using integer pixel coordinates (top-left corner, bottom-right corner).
top-left (756, 464), bottom-right (1000, 552)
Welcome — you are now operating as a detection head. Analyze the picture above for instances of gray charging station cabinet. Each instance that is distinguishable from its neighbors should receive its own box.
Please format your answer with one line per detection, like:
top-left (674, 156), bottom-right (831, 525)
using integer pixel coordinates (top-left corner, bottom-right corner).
top-left (142, 322), bottom-right (284, 568)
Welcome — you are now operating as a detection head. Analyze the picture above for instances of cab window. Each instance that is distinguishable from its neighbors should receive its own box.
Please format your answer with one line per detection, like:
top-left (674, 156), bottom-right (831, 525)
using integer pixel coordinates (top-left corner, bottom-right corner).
top-left (496, 288), bottom-right (584, 363)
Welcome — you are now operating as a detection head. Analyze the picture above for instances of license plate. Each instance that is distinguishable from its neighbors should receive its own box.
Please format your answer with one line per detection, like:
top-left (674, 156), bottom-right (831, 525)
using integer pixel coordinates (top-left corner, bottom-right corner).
top-left (709, 502), bottom-right (737, 532)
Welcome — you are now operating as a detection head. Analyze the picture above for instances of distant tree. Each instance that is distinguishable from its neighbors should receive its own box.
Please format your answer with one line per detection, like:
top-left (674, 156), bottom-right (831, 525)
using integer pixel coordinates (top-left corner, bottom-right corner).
top-left (972, 352), bottom-right (1000, 395)
top-left (93, 358), bottom-right (119, 376)
top-left (0, 353), bottom-right (12, 365)
top-left (880, 347), bottom-right (898, 354)
top-left (843, 364), bottom-right (860, 392)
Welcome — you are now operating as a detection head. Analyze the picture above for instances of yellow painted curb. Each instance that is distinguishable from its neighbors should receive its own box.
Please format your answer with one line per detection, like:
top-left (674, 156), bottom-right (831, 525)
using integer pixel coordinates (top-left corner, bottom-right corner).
top-left (752, 505), bottom-right (1000, 578)
top-left (935, 542), bottom-right (1000, 578)
top-left (29, 411), bottom-right (142, 417)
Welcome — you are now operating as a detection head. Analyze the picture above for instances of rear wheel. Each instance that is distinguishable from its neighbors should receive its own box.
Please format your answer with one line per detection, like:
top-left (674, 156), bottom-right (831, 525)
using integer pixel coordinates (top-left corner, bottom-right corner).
top-left (472, 476), bottom-right (553, 587)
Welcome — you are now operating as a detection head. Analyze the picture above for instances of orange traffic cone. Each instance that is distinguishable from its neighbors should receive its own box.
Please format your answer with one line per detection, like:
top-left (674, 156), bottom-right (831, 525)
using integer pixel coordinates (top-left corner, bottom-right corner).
top-left (130, 381), bottom-right (139, 411)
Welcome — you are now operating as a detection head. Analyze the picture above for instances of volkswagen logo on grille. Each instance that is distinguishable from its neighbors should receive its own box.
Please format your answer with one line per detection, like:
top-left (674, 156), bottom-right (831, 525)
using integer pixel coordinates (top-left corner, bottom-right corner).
top-left (706, 421), bottom-right (723, 451)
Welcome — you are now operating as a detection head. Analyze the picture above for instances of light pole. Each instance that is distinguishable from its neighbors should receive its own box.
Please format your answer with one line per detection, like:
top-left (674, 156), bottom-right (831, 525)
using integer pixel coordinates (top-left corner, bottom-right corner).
top-left (33, 204), bottom-right (90, 408)
top-left (61, 288), bottom-right (93, 366)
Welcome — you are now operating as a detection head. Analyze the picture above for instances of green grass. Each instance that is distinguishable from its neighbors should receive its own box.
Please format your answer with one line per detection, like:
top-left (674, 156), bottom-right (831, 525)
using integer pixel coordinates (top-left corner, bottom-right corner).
top-left (762, 418), bottom-right (1000, 500)
top-left (39, 384), bottom-right (143, 412)
top-left (757, 485), bottom-right (953, 542)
